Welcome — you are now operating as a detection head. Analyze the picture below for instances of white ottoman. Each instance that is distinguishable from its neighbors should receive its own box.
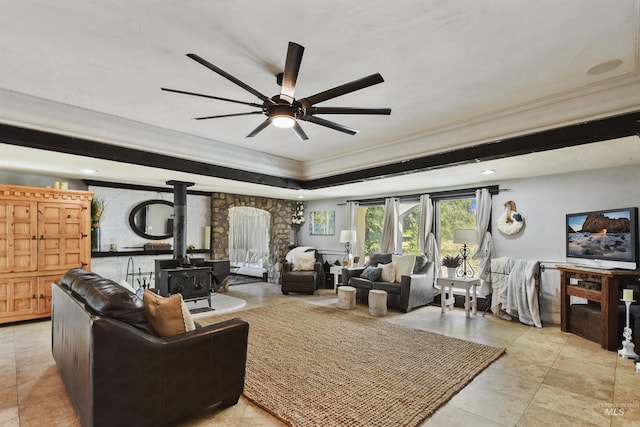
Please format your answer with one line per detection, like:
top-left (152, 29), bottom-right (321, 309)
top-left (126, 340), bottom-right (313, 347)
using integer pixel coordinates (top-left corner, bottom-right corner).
top-left (368, 289), bottom-right (388, 316)
top-left (337, 286), bottom-right (356, 310)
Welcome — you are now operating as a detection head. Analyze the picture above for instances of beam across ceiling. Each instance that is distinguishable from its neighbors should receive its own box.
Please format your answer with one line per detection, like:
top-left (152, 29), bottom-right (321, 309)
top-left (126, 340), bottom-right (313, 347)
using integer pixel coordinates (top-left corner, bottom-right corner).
top-left (1, 109), bottom-right (639, 191)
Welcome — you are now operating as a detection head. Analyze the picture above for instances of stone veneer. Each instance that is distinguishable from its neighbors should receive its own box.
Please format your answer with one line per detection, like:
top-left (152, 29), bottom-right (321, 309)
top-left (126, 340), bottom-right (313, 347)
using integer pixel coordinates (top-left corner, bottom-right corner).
top-left (211, 192), bottom-right (293, 283)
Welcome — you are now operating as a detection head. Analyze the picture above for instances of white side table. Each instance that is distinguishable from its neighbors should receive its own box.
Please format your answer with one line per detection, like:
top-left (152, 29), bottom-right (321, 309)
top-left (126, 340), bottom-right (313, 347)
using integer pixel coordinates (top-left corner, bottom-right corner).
top-left (436, 277), bottom-right (481, 318)
top-left (329, 265), bottom-right (342, 291)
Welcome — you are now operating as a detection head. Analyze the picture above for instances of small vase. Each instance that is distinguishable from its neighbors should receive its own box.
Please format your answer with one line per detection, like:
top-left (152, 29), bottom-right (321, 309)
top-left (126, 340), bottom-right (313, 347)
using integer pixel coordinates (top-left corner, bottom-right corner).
top-left (91, 223), bottom-right (101, 252)
top-left (447, 267), bottom-right (457, 278)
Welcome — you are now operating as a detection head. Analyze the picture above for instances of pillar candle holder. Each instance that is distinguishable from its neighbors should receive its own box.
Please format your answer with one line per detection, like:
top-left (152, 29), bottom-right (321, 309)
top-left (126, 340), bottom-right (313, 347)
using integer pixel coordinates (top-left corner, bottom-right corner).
top-left (618, 298), bottom-right (639, 360)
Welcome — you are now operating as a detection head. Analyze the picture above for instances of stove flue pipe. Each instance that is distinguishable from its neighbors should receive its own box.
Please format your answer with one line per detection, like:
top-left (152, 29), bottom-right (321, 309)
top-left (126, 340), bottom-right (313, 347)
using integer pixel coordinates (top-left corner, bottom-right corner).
top-left (166, 180), bottom-right (194, 264)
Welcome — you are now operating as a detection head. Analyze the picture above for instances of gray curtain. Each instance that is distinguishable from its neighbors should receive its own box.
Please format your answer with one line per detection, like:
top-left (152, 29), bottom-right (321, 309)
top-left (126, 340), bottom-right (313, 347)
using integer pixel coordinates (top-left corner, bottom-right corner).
top-left (379, 198), bottom-right (399, 253)
top-left (229, 206), bottom-right (270, 268)
top-left (345, 201), bottom-right (360, 261)
top-left (472, 188), bottom-right (493, 292)
top-left (418, 194), bottom-right (440, 280)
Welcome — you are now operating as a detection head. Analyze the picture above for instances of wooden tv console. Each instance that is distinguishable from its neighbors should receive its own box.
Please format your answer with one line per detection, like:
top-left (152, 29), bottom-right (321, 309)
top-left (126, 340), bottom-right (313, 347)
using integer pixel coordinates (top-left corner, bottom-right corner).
top-left (558, 264), bottom-right (640, 351)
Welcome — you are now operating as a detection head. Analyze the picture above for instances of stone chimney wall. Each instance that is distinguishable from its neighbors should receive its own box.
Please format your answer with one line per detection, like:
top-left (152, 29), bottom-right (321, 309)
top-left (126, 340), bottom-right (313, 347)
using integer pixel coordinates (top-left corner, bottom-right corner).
top-left (211, 192), bottom-right (292, 283)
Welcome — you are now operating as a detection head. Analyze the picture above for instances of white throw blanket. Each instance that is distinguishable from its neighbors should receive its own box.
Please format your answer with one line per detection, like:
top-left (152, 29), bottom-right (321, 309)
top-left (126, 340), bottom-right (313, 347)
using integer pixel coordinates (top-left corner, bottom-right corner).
top-left (491, 257), bottom-right (542, 328)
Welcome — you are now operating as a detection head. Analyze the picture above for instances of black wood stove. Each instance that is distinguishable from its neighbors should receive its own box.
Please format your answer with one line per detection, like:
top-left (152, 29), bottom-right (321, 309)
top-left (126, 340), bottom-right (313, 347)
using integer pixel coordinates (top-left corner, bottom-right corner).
top-left (155, 260), bottom-right (212, 306)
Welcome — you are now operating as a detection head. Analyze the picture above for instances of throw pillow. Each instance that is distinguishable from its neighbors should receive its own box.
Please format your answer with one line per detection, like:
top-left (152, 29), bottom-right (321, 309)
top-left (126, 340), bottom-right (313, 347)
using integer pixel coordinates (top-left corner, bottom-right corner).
top-left (143, 290), bottom-right (196, 337)
top-left (292, 251), bottom-right (316, 271)
top-left (392, 254), bottom-right (416, 283)
top-left (378, 262), bottom-right (396, 282)
top-left (294, 257), bottom-right (316, 271)
top-left (360, 266), bottom-right (382, 281)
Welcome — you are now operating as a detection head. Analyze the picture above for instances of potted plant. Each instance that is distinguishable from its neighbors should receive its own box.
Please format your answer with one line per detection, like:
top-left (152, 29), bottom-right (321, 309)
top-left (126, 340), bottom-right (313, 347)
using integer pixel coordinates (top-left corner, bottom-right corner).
top-left (441, 255), bottom-right (460, 278)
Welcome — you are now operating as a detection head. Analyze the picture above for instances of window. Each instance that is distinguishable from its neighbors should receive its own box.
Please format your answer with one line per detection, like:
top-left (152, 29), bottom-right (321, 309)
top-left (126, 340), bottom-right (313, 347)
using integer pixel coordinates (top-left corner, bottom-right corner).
top-left (436, 197), bottom-right (479, 276)
top-left (400, 203), bottom-right (420, 254)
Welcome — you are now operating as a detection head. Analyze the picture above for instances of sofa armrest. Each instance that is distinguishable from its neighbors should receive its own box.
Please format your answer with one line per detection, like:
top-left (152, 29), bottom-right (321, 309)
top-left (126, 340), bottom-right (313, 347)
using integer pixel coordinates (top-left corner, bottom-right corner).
top-left (342, 267), bottom-right (365, 285)
top-left (283, 261), bottom-right (293, 273)
top-left (91, 317), bottom-right (249, 427)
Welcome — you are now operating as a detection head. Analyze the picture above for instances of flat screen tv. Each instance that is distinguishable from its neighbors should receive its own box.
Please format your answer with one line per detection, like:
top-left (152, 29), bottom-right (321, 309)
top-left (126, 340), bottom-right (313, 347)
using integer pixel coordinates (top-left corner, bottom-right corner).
top-left (566, 207), bottom-right (638, 270)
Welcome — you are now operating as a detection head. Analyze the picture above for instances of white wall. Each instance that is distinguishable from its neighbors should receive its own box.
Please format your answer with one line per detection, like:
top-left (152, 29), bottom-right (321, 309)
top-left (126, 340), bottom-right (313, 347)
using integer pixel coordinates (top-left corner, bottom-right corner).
top-left (302, 164), bottom-right (640, 324)
top-left (88, 185), bottom-right (211, 282)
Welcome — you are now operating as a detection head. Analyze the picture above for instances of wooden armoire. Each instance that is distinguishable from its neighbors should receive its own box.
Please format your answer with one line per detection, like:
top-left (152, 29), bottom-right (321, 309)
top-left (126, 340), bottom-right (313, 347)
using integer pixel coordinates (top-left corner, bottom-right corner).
top-left (0, 185), bottom-right (93, 324)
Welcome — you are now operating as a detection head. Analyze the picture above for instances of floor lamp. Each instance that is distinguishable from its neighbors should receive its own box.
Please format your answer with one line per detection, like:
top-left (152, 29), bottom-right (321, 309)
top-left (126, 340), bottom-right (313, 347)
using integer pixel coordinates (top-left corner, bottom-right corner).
top-left (340, 230), bottom-right (356, 267)
top-left (453, 229), bottom-right (478, 278)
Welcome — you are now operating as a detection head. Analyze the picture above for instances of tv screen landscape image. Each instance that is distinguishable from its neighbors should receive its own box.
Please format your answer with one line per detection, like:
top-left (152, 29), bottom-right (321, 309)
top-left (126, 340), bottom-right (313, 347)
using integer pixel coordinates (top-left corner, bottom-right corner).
top-left (566, 207), bottom-right (638, 269)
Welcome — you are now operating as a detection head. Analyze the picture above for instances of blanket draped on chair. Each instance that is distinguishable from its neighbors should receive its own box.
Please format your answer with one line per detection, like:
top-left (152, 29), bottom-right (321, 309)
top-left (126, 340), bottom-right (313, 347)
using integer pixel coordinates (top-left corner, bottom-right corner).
top-left (490, 257), bottom-right (542, 328)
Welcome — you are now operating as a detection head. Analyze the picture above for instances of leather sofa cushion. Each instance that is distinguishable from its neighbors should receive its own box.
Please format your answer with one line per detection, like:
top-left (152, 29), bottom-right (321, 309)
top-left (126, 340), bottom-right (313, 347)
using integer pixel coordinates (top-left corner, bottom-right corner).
top-left (83, 278), bottom-right (149, 331)
top-left (283, 271), bottom-right (317, 282)
top-left (61, 268), bottom-right (102, 297)
top-left (372, 282), bottom-right (401, 295)
top-left (350, 277), bottom-right (374, 290)
top-left (413, 255), bottom-right (428, 274)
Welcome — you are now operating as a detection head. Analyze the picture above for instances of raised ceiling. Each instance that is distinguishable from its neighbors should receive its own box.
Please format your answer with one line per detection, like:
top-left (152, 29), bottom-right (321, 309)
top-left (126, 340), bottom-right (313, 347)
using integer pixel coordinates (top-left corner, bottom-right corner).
top-left (1, 1), bottom-right (640, 199)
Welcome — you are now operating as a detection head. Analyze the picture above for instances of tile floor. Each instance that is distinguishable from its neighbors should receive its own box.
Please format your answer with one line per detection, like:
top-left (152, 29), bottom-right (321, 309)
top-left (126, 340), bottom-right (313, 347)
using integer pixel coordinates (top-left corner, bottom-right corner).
top-left (1, 282), bottom-right (639, 426)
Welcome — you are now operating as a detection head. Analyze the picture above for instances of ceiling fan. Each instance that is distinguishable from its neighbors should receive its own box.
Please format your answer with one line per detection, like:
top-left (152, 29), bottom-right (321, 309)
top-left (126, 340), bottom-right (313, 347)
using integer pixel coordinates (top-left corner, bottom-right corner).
top-left (161, 41), bottom-right (391, 141)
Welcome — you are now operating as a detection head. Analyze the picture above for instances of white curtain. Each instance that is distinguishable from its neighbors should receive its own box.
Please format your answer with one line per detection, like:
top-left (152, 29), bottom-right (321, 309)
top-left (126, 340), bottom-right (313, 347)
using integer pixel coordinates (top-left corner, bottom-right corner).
top-left (379, 198), bottom-right (399, 253)
top-left (345, 201), bottom-right (360, 261)
top-left (418, 194), bottom-right (441, 279)
top-left (472, 188), bottom-right (493, 291)
top-left (229, 206), bottom-right (270, 268)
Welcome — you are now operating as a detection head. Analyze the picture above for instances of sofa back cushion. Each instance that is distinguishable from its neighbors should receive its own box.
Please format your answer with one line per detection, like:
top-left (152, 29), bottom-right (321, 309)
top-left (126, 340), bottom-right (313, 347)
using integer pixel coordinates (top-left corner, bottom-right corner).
top-left (413, 255), bottom-right (428, 274)
top-left (368, 253), bottom-right (392, 267)
top-left (85, 279), bottom-right (149, 330)
top-left (61, 268), bottom-right (150, 333)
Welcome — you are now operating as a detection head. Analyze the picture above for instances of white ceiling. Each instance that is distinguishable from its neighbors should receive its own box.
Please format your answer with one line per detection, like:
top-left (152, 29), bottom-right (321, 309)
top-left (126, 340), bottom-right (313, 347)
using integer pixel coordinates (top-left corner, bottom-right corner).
top-left (1, 1), bottom-right (640, 199)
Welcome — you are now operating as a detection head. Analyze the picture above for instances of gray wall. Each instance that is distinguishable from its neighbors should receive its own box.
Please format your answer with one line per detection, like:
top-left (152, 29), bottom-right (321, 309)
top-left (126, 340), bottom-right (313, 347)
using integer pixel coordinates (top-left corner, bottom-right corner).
top-left (302, 164), bottom-right (640, 324)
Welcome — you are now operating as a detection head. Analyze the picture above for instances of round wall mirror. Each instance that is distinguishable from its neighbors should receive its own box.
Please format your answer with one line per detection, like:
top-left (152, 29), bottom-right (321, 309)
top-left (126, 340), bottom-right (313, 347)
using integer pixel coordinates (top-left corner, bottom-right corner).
top-left (129, 200), bottom-right (174, 240)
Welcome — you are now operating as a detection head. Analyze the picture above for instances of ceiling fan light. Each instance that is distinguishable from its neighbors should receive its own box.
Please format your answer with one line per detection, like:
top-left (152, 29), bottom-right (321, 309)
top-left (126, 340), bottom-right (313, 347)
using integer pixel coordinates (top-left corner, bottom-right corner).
top-left (272, 115), bottom-right (296, 128)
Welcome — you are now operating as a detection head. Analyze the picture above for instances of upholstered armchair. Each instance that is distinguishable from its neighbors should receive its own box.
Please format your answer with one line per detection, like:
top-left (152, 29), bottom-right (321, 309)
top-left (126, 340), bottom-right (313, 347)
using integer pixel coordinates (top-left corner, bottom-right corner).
top-left (281, 247), bottom-right (324, 295)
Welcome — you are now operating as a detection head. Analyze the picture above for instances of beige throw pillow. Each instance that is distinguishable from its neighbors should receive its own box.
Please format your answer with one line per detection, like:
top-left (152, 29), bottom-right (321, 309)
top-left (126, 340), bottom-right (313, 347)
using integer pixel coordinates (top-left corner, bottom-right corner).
top-left (378, 262), bottom-right (396, 282)
top-left (143, 290), bottom-right (196, 337)
top-left (293, 251), bottom-right (316, 271)
top-left (392, 254), bottom-right (416, 283)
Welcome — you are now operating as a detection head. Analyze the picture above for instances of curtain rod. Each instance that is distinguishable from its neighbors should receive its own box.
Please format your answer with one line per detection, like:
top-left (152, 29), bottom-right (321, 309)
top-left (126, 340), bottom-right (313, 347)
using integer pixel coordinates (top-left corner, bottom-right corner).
top-left (346, 185), bottom-right (500, 206)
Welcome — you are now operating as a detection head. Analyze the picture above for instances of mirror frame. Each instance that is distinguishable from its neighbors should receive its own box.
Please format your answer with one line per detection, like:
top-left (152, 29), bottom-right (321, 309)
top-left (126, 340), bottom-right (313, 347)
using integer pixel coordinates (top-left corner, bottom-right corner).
top-left (129, 199), bottom-right (174, 240)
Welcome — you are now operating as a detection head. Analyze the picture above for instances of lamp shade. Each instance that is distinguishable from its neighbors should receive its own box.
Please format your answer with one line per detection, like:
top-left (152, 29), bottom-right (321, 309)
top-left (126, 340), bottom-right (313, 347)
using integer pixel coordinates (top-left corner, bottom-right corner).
top-left (339, 229), bottom-right (357, 243)
top-left (453, 229), bottom-right (478, 245)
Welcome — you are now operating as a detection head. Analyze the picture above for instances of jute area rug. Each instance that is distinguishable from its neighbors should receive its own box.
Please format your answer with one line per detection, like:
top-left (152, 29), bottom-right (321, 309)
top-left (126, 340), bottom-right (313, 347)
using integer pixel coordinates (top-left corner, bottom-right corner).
top-left (199, 301), bottom-right (505, 427)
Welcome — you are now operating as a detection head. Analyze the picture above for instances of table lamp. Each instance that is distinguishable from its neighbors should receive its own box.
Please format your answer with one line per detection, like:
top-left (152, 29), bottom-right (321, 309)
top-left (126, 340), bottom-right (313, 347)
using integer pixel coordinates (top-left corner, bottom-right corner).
top-left (340, 230), bottom-right (356, 267)
top-left (453, 229), bottom-right (477, 278)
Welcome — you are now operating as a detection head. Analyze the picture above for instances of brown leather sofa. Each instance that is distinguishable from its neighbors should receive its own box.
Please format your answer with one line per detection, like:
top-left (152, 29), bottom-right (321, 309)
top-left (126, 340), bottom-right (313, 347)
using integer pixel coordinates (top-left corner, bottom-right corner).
top-left (341, 253), bottom-right (435, 312)
top-left (52, 269), bottom-right (249, 427)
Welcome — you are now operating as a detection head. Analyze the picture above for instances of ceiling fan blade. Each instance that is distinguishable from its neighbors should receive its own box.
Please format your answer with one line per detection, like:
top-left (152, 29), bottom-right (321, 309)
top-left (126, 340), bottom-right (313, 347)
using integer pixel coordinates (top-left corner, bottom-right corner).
top-left (299, 73), bottom-right (385, 107)
top-left (300, 115), bottom-right (358, 135)
top-left (194, 111), bottom-right (263, 120)
top-left (187, 53), bottom-right (274, 104)
top-left (292, 121), bottom-right (309, 141)
top-left (246, 118), bottom-right (272, 137)
top-left (280, 42), bottom-right (305, 104)
top-left (307, 107), bottom-right (391, 115)
top-left (161, 88), bottom-right (263, 108)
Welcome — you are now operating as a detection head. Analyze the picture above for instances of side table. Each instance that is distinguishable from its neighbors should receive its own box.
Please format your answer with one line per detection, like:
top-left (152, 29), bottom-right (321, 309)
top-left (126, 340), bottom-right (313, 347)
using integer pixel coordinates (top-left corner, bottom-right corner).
top-left (329, 265), bottom-right (342, 291)
top-left (437, 277), bottom-right (481, 318)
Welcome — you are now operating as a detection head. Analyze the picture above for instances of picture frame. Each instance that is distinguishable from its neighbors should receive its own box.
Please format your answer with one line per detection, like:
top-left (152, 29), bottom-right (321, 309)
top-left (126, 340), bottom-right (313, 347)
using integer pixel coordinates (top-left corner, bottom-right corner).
top-left (308, 211), bottom-right (335, 235)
